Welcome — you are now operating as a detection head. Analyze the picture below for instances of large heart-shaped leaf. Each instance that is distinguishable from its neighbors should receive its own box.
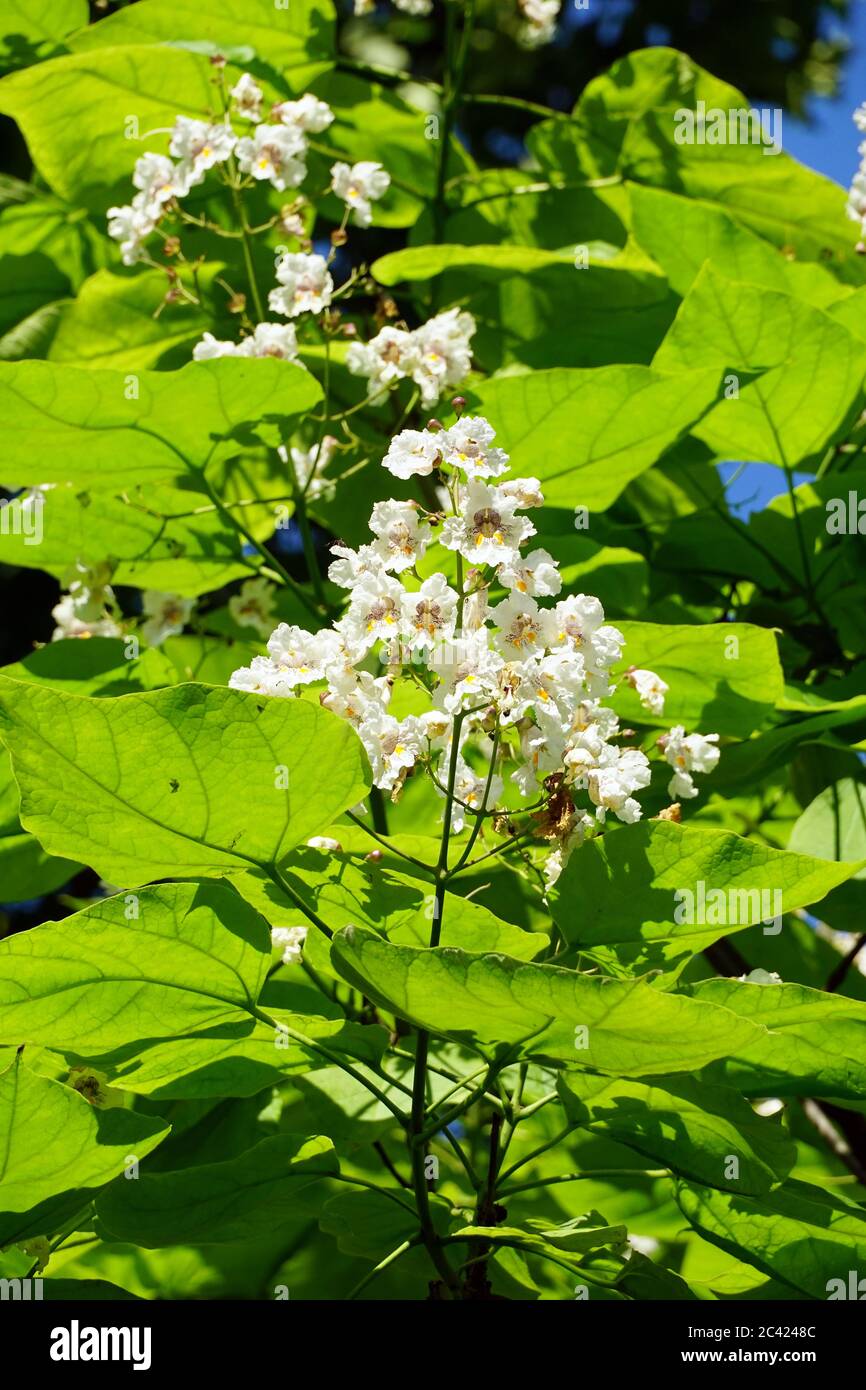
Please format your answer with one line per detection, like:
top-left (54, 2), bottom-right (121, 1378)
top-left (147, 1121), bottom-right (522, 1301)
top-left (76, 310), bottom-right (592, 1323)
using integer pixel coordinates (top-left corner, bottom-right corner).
top-left (0, 679), bottom-right (369, 885)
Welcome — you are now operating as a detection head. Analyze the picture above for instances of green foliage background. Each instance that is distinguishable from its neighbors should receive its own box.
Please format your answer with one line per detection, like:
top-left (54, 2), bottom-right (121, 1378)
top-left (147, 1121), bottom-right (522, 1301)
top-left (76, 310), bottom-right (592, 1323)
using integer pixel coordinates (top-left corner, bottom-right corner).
top-left (1, 0), bottom-right (866, 1302)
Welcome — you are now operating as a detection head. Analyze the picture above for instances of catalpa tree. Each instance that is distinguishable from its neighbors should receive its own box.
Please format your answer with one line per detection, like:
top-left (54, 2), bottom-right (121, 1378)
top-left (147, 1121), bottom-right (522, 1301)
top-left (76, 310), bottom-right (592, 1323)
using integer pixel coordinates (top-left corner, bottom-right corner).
top-left (0, 0), bottom-right (865, 1306)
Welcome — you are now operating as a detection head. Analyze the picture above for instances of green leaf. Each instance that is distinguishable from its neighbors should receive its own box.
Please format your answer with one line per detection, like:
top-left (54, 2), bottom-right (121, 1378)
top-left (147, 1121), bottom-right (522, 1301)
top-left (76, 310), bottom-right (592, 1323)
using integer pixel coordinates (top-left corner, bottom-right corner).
top-left (471, 365), bottom-right (721, 512)
top-left (695, 977), bottom-right (866, 1099)
top-left (0, 197), bottom-right (109, 336)
top-left (549, 821), bottom-right (864, 979)
top-left (330, 927), bottom-right (765, 1074)
top-left (0, 881), bottom-right (271, 1052)
top-left (675, 1178), bottom-right (866, 1298)
top-left (629, 183), bottom-right (850, 307)
top-left (47, 266), bottom-right (238, 372)
top-left (0, 45), bottom-right (217, 212)
top-left (654, 265), bottom-right (866, 468)
top-left (0, 880), bottom-right (386, 1097)
top-left (94, 1010), bottom-right (386, 1100)
top-left (0, 1053), bottom-right (169, 1246)
top-left (454, 1218), bottom-right (628, 1276)
top-left (0, 0), bottom-right (87, 74)
top-left (788, 778), bottom-right (866, 874)
top-left (0, 356), bottom-right (321, 489)
top-left (545, 47), bottom-right (863, 280)
top-left (0, 680), bottom-right (368, 885)
top-left (68, 0), bottom-right (334, 70)
top-left (557, 1072), bottom-right (795, 1196)
top-left (613, 620), bottom-right (784, 735)
top-left (95, 1133), bottom-right (337, 1246)
top-left (0, 479), bottom-right (256, 597)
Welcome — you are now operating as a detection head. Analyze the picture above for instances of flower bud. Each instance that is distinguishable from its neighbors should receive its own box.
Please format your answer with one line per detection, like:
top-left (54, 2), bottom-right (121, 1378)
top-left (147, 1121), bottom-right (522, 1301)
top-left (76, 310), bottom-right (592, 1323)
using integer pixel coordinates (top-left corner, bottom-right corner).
top-left (228, 291), bottom-right (246, 315)
top-left (162, 235), bottom-right (181, 257)
top-left (330, 227), bottom-right (348, 247)
top-left (451, 395), bottom-right (466, 415)
top-left (426, 418), bottom-right (444, 432)
top-left (365, 850), bottom-right (383, 863)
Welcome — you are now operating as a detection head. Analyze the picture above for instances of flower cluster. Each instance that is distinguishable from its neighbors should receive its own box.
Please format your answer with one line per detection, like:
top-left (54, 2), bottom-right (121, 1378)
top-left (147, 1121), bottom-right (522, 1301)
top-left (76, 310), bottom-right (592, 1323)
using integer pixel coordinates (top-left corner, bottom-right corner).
top-left (347, 307), bottom-right (476, 407)
top-left (228, 412), bottom-right (720, 888)
top-left (107, 78), bottom-right (337, 267)
top-left (107, 73), bottom-right (391, 364)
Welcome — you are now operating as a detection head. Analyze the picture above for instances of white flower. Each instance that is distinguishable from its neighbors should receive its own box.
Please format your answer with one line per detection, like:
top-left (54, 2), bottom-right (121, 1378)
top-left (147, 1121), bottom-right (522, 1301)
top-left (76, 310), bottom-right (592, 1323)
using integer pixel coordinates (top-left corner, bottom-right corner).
top-left (239, 322), bottom-right (300, 360)
top-left (369, 500), bottom-right (429, 572)
top-left (412, 310), bottom-right (476, 407)
top-left (587, 745), bottom-right (651, 824)
top-left (327, 541), bottom-right (387, 589)
top-left (433, 629), bottom-right (504, 715)
top-left (661, 725), bottom-right (720, 800)
top-left (52, 595), bottom-right (120, 642)
top-left (236, 123), bottom-right (307, 191)
top-left (440, 415), bottom-right (508, 481)
top-left (307, 836), bottom-right (342, 852)
top-left (284, 436), bottom-right (337, 503)
top-left (347, 327), bottom-right (418, 403)
top-left (330, 160), bottom-right (390, 227)
top-left (275, 92), bottom-right (334, 134)
top-left (854, 102), bottom-right (866, 132)
top-left (192, 332), bottom-right (240, 360)
top-left (441, 480), bottom-right (536, 565)
top-left (394, 0), bottom-right (433, 12)
top-left (382, 427), bottom-right (442, 479)
top-left (228, 577), bottom-right (277, 637)
top-left (169, 116), bottom-right (236, 193)
top-left (230, 73), bottom-right (264, 122)
top-left (490, 591), bottom-right (545, 660)
top-left (131, 153), bottom-right (178, 218)
top-left (269, 251), bottom-right (333, 318)
top-left (347, 313), bottom-right (475, 407)
top-left (267, 622), bottom-right (341, 685)
top-left (498, 547), bottom-right (561, 597)
top-left (518, 0), bottom-right (561, 47)
top-left (337, 572), bottom-right (406, 656)
top-left (230, 654), bottom-right (302, 697)
top-left (500, 476), bottom-right (544, 509)
top-left (272, 925), bottom-right (307, 964)
top-left (193, 323), bottom-right (300, 362)
top-left (545, 593), bottom-right (623, 695)
top-left (358, 707), bottom-right (422, 791)
top-left (402, 573), bottom-right (459, 652)
top-left (322, 667), bottom-right (390, 725)
top-left (627, 667), bottom-right (668, 717)
top-left (141, 590), bottom-right (194, 646)
top-left (106, 203), bottom-right (154, 265)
